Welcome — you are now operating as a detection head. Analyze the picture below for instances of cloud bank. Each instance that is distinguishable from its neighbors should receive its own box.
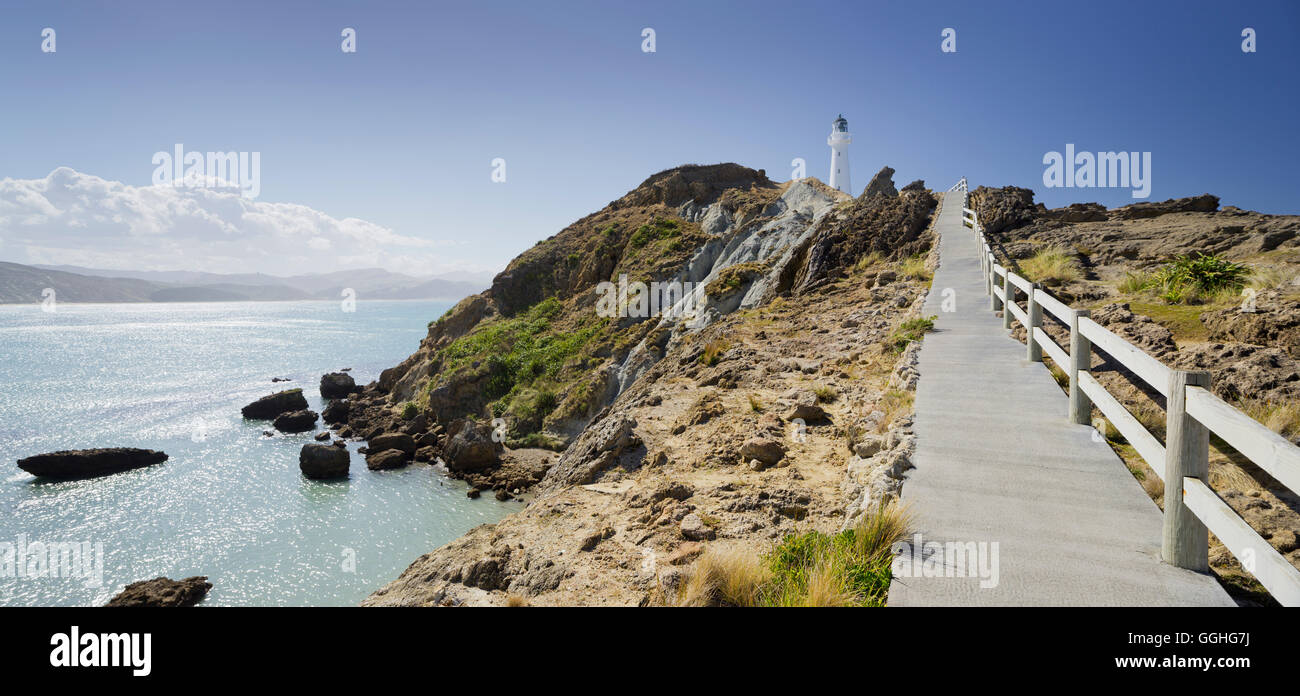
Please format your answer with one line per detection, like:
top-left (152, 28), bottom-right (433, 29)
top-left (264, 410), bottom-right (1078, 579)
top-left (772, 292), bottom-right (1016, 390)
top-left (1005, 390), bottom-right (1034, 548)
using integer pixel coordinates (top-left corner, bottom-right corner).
top-left (0, 167), bottom-right (468, 276)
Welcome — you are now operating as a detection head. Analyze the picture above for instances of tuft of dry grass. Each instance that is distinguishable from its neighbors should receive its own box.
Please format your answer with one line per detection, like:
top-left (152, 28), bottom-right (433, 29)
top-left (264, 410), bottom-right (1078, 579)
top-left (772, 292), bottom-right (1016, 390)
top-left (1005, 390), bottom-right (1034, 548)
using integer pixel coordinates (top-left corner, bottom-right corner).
top-left (671, 502), bottom-right (913, 607)
top-left (1021, 244), bottom-right (1082, 286)
top-left (1237, 399), bottom-right (1300, 441)
top-left (812, 384), bottom-right (838, 403)
top-left (900, 254), bottom-right (931, 281)
top-left (698, 337), bottom-right (731, 366)
top-left (505, 594), bottom-right (530, 607)
top-left (747, 393), bottom-right (765, 413)
top-left (874, 390), bottom-right (913, 434)
top-left (676, 546), bottom-right (770, 607)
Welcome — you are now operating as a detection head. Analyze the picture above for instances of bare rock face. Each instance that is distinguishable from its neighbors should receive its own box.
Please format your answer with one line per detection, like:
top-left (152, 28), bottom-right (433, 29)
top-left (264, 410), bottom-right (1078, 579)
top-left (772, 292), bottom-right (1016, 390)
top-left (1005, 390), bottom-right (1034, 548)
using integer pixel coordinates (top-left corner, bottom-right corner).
top-left (1112, 194), bottom-right (1219, 220)
top-left (105, 576), bottom-right (211, 607)
top-left (443, 420), bottom-right (504, 473)
top-left (299, 444), bottom-right (349, 479)
top-left (860, 166), bottom-right (898, 199)
top-left (1091, 303), bottom-right (1178, 356)
top-left (1169, 343), bottom-right (1300, 403)
top-left (16, 448), bottom-right (168, 480)
top-left (969, 185), bottom-right (1038, 235)
top-left (319, 372), bottom-right (357, 399)
top-left (1041, 202), bottom-right (1108, 223)
top-left (241, 389), bottom-right (308, 419)
top-left (540, 414), bottom-right (639, 490)
top-left (1202, 290), bottom-right (1300, 360)
top-left (273, 409), bottom-right (318, 433)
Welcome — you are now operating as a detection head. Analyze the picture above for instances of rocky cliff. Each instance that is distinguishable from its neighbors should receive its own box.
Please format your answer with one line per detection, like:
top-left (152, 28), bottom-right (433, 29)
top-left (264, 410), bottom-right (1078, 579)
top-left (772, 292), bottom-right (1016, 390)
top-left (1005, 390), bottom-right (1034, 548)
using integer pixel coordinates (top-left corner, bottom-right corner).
top-left (343, 163), bottom-right (941, 605)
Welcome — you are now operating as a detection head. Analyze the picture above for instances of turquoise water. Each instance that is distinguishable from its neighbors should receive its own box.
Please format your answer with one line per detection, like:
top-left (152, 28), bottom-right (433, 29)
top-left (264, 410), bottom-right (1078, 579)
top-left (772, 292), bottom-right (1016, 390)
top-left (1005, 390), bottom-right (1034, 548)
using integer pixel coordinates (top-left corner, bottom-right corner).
top-left (0, 300), bottom-right (519, 606)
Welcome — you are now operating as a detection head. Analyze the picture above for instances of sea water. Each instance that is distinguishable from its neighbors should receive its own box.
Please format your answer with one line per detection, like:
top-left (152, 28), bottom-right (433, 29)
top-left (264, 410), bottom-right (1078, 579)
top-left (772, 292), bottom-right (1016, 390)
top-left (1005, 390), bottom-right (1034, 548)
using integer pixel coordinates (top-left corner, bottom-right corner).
top-left (0, 300), bottom-right (518, 606)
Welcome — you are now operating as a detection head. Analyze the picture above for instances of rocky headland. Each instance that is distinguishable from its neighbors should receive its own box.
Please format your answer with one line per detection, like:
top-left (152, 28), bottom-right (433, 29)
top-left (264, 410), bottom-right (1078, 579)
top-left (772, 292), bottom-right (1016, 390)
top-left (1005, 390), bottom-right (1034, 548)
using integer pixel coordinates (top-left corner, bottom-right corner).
top-left (320, 163), bottom-right (942, 605)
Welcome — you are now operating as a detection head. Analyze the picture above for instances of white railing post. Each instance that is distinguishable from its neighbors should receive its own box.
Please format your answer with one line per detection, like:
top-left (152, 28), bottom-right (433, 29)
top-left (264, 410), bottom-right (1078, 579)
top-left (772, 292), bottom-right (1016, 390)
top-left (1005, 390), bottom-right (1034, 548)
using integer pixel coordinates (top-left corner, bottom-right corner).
top-left (990, 263), bottom-right (1001, 312)
top-left (1068, 309), bottom-right (1092, 425)
top-left (1002, 272), bottom-right (1014, 330)
top-left (1026, 283), bottom-right (1042, 362)
top-left (1163, 370), bottom-right (1212, 571)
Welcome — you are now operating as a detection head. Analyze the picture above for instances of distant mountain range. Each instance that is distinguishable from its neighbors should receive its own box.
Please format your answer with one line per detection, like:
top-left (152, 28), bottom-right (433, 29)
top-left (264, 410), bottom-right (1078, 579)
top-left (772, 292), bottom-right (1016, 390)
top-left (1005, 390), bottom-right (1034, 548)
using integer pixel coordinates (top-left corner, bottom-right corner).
top-left (0, 262), bottom-right (492, 304)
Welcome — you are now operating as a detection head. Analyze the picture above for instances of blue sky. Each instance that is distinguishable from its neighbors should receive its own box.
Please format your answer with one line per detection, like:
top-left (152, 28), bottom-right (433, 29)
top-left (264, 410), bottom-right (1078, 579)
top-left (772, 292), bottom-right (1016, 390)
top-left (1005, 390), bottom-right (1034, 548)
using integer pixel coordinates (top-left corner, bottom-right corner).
top-left (1, 0), bottom-right (1297, 275)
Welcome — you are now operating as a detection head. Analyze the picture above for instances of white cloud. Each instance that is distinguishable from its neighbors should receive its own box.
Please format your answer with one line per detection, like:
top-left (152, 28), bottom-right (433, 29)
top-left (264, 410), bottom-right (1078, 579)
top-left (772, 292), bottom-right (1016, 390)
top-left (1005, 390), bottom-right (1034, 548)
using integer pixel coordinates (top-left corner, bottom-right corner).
top-left (0, 167), bottom-right (470, 276)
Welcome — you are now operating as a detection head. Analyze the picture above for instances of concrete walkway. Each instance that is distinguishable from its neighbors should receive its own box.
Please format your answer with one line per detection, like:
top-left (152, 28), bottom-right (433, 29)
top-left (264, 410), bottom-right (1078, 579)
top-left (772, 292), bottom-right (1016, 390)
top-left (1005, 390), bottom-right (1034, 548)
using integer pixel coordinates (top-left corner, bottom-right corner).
top-left (887, 192), bottom-right (1234, 606)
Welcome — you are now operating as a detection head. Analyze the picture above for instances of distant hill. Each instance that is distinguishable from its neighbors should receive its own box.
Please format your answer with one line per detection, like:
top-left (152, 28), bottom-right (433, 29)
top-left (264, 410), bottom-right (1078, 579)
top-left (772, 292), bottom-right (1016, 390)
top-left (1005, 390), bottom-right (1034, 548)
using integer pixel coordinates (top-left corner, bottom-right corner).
top-left (1, 262), bottom-right (489, 304)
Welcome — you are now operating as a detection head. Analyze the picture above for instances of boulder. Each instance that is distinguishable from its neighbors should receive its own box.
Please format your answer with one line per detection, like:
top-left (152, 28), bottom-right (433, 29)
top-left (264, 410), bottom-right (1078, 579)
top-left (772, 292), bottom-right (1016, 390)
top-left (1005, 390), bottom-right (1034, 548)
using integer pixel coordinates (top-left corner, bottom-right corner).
top-left (320, 372), bottom-right (357, 399)
top-left (369, 432), bottom-right (416, 455)
top-left (299, 444), bottom-right (349, 479)
top-left (415, 446), bottom-right (438, 462)
top-left (105, 576), bottom-right (211, 607)
top-left (680, 513), bottom-right (716, 541)
top-left (241, 389), bottom-right (308, 419)
top-left (443, 421), bottom-right (504, 473)
top-left (273, 409), bottom-right (318, 433)
top-left (313, 432), bottom-right (331, 441)
top-left (739, 437), bottom-right (786, 468)
top-left (365, 448), bottom-right (410, 471)
top-left (1112, 194), bottom-right (1219, 220)
top-left (322, 399), bottom-right (351, 424)
top-left (17, 448), bottom-right (168, 480)
top-left (784, 403), bottom-right (827, 422)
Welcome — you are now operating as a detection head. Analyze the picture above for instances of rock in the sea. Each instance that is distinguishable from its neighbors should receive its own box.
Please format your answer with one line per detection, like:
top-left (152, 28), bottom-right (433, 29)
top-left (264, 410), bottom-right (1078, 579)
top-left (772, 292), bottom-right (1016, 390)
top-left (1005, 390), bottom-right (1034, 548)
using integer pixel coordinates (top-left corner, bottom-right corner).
top-left (320, 372), bottom-right (357, 399)
top-left (443, 420), bottom-right (504, 473)
top-left (241, 389), bottom-right (308, 419)
top-left (313, 431), bottom-right (331, 441)
top-left (739, 437), bottom-right (786, 468)
top-left (105, 576), bottom-right (211, 607)
top-left (273, 409), bottom-right (318, 433)
top-left (365, 448), bottom-right (410, 471)
top-left (17, 448), bottom-right (168, 480)
top-left (368, 432), bottom-right (416, 455)
top-left (299, 443), bottom-right (349, 479)
top-left (322, 399), bottom-right (351, 424)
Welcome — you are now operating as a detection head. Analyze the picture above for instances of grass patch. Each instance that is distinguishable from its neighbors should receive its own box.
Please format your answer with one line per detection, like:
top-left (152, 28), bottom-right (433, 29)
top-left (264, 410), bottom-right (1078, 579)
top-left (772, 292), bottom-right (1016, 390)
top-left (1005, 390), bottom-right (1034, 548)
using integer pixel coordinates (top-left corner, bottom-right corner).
top-left (698, 337), bottom-right (731, 366)
top-left (875, 389), bottom-right (914, 433)
top-left (853, 251), bottom-right (886, 274)
top-left (900, 254), bottom-right (931, 281)
top-left (629, 216), bottom-right (681, 248)
top-left (705, 262), bottom-right (767, 298)
top-left (886, 315), bottom-right (936, 353)
top-left (747, 393), bottom-right (765, 413)
top-left (1020, 244), bottom-right (1082, 286)
top-left (400, 402), bottom-right (419, 420)
top-left (1125, 301), bottom-right (1210, 343)
top-left (1125, 253), bottom-right (1252, 305)
top-left (670, 503), bottom-right (913, 607)
top-left (812, 384), bottom-right (838, 403)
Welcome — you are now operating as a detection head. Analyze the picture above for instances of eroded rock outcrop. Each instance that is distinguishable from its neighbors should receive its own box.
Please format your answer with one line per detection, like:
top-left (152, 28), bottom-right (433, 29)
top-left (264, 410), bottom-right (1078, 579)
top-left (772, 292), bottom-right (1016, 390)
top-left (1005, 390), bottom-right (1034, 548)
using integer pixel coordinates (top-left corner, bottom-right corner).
top-left (241, 389), bottom-right (308, 419)
top-left (105, 576), bottom-right (211, 607)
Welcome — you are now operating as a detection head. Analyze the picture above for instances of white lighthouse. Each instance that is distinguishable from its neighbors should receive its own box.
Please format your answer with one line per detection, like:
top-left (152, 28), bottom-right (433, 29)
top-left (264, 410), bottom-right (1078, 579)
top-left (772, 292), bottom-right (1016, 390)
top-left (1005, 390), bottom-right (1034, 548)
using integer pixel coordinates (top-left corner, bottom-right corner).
top-left (827, 114), bottom-right (852, 194)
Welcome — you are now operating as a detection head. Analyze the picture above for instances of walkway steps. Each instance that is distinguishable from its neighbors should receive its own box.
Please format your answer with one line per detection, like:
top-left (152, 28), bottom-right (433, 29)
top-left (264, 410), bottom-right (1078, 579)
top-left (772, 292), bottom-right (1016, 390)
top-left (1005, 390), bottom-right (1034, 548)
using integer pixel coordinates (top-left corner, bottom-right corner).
top-left (886, 192), bottom-right (1235, 607)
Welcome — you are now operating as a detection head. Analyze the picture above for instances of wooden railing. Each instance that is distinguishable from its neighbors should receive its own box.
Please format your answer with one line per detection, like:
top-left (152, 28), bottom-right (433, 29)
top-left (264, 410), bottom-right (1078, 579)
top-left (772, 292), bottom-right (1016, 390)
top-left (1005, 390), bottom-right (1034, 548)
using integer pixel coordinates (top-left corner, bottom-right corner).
top-left (955, 182), bottom-right (1300, 606)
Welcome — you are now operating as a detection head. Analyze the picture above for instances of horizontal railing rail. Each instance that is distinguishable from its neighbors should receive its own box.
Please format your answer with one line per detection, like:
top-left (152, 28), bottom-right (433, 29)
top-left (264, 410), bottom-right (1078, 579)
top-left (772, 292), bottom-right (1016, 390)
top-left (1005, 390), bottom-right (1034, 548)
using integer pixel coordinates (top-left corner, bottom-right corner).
top-left (955, 180), bottom-right (1300, 606)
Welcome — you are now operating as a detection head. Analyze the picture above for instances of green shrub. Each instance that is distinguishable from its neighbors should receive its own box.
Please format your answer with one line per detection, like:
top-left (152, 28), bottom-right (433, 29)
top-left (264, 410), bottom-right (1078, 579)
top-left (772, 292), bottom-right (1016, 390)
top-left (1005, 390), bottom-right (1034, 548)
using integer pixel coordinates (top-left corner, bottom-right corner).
top-left (630, 216), bottom-right (682, 248)
top-left (887, 315), bottom-right (936, 353)
top-left (400, 402), bottom-right (419, 420)
top-left (1146, 253), bottom-right (1251, 304)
